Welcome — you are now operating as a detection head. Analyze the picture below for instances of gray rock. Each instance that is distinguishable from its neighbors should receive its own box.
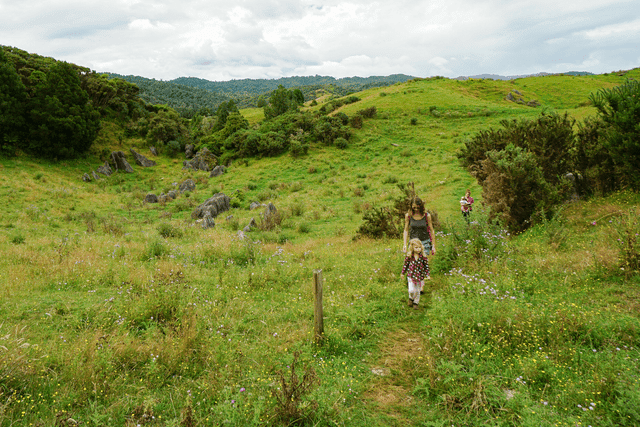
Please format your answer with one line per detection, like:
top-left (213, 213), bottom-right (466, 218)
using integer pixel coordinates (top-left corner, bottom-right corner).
top-left (92, 171), bottom-right (101, 181)
top-left (237, 230), bottom-right (247, 239)
top-left (167, 190), bottom-right (178, 199)
top-left (158, 193), bottom-right (170, 203)
top-left (82, 173), bottom-right (91, 182)
top-left (249, 201), bottom-right (261, 210)
top-left (243, 217), bottom-right (257, 233)
top-left (210, 165), bottom-right (227, 177)
top-left (263, 202), bottom-right (278, 222)
top-left (185, 144), bottom-right (195, 159)
top-left (130, 148), bottom-right (157, 167)
top-left (191, 193), bottom-right (231, 220)
top-left (150, 146), bottom-right (158, 156)
top-left (183, 147), bottom-right (217, 171)
top-left (179, 179), bottom-right (196, 194)
top-left (96, 161), bottom-right (113, 176)
top-left (226, 215), bottom-right (234, 221)
top-left (202, 211), bottom-right (215, 229)
top-left (111, 151), bottom-right (134, 173)
top-left (144, 193), bottom-right (159, 203)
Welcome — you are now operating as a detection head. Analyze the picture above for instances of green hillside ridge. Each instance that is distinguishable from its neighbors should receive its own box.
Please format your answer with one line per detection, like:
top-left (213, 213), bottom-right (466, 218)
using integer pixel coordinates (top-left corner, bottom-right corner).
top-left (2, 49), bottom-right (640, 426)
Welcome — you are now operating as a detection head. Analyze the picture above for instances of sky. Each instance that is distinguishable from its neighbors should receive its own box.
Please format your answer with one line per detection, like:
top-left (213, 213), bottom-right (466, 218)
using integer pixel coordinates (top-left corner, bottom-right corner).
top-left (1, 0), bottom-right (639, 82)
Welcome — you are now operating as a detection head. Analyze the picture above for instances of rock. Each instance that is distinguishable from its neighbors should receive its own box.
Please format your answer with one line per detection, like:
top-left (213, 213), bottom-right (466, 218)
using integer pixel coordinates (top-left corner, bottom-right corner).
top-left (237, 230), bottom-right (247, 240)
top-left (249, 201), bottom-right (262, 210)
top-left (82, 173), bottom-right (91, 182)
top-left (191, 193), bottom-right (231, 219)
top-left (144, 193), bottom-right (159, 203)
top-left (158, 193), bottom-right (170, 203)
top-left (92, 171), bottom-right (101, 181)
top-left (130, 148), bottom-right (157, 167)
top-left (185, 144), bottom-right (195, 159)
top-left (243, 217), bottom-right (257, 233)
top-left (183, 147), bottom-right (217, 171)
top-left (167, 190), bottom-right (178, 199)
top-left (226, 215), bottom-right (234, 221)
top-left (202, 211), bottom-right (215, 229)
top-left (505, 92), bottom-right (515, 101)
top-left (111, 151), bottom-right (134, 173)
top-left (150, 146), bottom-right (158, 156)
top-left (210, 165), bottom-right (227, 177)
top-left (263, 202), bottom-right (278, 222)
top-left (96, 161), bottom-right (113, 177)
top-left (526, 100), bottom-right (540, 107)
top-left (179, 179), bottom-right (196, 194)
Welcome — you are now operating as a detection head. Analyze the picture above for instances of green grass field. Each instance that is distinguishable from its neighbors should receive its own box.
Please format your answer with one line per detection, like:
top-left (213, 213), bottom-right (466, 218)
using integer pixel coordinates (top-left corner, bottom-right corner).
top-left (1, 70), bottom-right (639, 426)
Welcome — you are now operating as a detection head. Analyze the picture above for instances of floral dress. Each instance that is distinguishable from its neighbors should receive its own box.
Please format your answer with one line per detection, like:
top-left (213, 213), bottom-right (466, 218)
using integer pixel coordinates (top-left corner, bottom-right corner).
top-left (401, 254), bottom-right (430, 282)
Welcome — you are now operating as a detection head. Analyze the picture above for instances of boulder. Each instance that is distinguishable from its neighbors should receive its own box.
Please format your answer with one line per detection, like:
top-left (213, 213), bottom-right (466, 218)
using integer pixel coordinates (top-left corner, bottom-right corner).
top-left (263, 202), bottom-right (278, 222)
top-left (158, 193), bottom-right (170, 204)
top-left (249, 201), bottom-right (262, 210)
top-left (185, 144), bottom-right (195, 159)
top-left (191, 193), bottom-right (231, 220)
top-left (130, 148), bottom-right (157, 167)
top-left (243, 217), bottom-right (257, 233)
top-left (82, 173), bottom-right (91, 182)
top-left (210, 165), bottom-right (227, 177)
top-left (150, 146), bottom-right (158, 156)
top-left (167, 190), bottom-right (178, 199)
top-left (111, 151), bottom-right (134, 173)
top-left (183, 147), bottom-right (217, 171)
top-left (179, 179), bottom-right (196, 194)
top-left (144, 193), bottom-right (159, 203)
top-left (91, 171), bottom-right (101, 181)
top-left (96, 161), bottom-right (113, 177)
top-left (202, 211), bottom-right (215, 229)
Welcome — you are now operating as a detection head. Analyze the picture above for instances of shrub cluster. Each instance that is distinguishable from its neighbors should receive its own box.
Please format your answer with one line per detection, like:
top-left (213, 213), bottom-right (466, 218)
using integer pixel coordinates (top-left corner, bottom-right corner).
top-left (459, 83), bottom-right (640, 232)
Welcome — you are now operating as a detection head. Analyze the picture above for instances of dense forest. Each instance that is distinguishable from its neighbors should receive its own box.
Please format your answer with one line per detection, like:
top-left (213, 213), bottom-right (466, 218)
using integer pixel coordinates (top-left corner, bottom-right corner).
top-left (106, 73), bottom-right (414, 115)
top-left (0, 45), bottom-right (375, 163)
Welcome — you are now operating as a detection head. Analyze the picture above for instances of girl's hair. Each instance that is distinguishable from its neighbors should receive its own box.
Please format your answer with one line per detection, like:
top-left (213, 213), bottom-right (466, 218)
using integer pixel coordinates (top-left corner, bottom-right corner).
top-left (406, 238), bottom-right (424, 257)
top-left (409, 197), bottom-right (425, 215)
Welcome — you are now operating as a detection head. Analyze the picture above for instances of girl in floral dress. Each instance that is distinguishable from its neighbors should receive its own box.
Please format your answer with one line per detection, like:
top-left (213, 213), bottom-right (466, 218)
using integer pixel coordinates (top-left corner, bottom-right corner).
top-left (401, 238), bottom-right (430, 310)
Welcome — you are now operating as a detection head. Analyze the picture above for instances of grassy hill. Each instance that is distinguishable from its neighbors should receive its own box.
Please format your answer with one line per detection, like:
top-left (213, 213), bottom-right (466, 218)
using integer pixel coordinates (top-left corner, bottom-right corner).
top-left (1, 70), bottom-right (640, 426)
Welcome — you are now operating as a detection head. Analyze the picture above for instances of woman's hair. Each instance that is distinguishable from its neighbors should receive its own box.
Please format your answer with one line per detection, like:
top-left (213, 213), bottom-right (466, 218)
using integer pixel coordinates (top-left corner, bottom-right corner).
top-left (406, 238), bottom-right (424, 257)
top-left (409, 197), bottom-right (425, 215)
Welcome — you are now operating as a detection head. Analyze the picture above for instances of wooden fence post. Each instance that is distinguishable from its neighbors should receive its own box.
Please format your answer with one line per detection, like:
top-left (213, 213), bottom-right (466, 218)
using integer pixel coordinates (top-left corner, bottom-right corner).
top-left (313, 269), bottom-right (324, 343)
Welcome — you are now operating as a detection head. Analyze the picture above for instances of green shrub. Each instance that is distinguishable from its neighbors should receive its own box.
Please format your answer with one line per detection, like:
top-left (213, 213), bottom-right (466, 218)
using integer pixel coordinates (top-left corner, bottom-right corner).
top-left (157, 222), bottom-right (183, 238)
top-left (334, 137), bottom-right (348, 149)
top-left (11, 234), bottom-right (25, 244)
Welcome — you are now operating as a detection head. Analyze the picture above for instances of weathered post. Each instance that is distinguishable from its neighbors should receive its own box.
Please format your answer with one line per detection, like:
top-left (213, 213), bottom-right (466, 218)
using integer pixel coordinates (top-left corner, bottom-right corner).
top-left (313, 269), bottom-right (324, 343)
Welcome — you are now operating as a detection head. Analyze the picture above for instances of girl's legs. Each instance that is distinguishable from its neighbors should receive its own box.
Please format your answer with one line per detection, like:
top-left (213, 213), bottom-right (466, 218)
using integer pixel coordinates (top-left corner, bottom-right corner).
top-left (408, 278), bottom-right (421, 306)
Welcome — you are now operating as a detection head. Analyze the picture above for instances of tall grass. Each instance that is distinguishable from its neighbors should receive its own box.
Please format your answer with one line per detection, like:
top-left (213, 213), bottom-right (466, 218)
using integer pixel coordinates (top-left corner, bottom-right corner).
top-left (1, 70), bottom-right (640, 425)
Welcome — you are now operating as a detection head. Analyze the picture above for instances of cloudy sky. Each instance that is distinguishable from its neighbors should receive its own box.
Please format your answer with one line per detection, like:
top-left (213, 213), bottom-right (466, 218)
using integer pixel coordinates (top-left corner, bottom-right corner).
top-left (1, 0), bottom-right (639, 81)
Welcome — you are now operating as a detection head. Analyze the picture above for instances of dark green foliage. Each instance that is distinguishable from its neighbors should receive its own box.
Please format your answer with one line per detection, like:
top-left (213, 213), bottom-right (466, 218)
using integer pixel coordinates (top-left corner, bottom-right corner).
top-left (574, 116), bottom-right (618, 194)
top-left (212, 100), bottom-right (239, 132)
top-left (355, 206), bottom-right (401, 239)
top-left (0, 48), bottom-right (27, 154)
top-left (459, 113), bottom-right (577, 232)
top-left (589, 80), bottom-right (640, 190)
top-left (263, 85), bottom-right (304, 119)
top-left (357, 106), bottom-right (377, 119)
top-left (146, 108), bottom-right (189, 147)
top-left (25, 61), bottom-right (100, 158)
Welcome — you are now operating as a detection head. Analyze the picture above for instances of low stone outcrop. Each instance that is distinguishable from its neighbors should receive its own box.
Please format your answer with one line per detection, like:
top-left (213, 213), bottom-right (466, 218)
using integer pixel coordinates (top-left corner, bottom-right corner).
top-left (96, 162), bottom-right (113, 177)
top-left (179, 179), bottom-right (196, 194)
top-left (210, 165), bottom-right (227, 177)
top-left (202, 211), bottom-right (215, 229)
top-left (185, 144), bottom-right (195, 159)
top-left (130, 148), bottom-right (157, 167)
top-left (144, 193), bottom-right (159, 203)
top-left (111, 151), bottom-right (134, 173)
top-left (183, 147), bottom-right (217, 171)
top-left (191, 193), bottom-right (231, 220)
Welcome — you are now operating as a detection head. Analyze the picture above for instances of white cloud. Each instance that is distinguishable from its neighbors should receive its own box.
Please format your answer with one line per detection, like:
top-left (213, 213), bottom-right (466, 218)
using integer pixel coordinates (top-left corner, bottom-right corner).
top-left (1, 0), bottom-right (638, 80)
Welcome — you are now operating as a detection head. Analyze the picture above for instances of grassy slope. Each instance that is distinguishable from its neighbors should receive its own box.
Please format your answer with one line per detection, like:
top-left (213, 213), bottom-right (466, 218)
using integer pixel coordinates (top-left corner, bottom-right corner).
top-left (1, 70), bottom-right (639, 426)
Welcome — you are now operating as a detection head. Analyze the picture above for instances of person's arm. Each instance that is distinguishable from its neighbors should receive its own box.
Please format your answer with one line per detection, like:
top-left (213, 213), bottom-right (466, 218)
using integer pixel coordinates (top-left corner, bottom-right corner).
top-left (427, 213), bottom-right (436, 255)
top-left (403, 213), bottom-right (410, 251)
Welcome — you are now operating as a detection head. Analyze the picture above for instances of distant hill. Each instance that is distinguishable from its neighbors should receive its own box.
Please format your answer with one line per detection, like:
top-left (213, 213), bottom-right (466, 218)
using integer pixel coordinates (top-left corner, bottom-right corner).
top-left (106, 73), bottom-right (415, 115)
top-left (455, 71), bottom-right (595, 80)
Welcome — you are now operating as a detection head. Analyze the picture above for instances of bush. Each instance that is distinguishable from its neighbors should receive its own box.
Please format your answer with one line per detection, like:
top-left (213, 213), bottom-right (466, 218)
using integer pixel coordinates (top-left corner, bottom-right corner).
top-left (358, 106), bottom-right (377, 119)
top-left (334, 137), bottom-right (348, 149)
top-left (355, 206), bottom-right (401, 239)
top-left (589, 79), bottom-right (640, 190)
top-left (157, 222), bottom-right (183, 238)
top-left (350, 114), bottom-right (363, 129)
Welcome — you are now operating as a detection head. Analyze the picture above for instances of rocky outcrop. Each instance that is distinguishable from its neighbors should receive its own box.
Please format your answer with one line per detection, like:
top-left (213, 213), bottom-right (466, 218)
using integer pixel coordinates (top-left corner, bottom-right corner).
top-left (183, 147), bottom-right (217, 171)
top-left (96, 162), bottom-right (113, 177)
top-left (144, 193), bottom-right (159, 203)
top-left (191, 193), bottom-right (231, 220)
top-left (185, 144), bottom-right (195, 159)
top-left (130, 148), bottom-right (157, 167)
top-left (210, 165), bottom-right (227, 177)
top-left (111, 151), bottom-right (134, 173)
top-left (179, 179), bottom-right (196, 194)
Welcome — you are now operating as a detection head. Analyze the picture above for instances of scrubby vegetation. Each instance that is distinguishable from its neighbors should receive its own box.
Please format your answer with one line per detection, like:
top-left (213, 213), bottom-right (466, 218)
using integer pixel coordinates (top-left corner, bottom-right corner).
top-left (1, 45), bottom-right (640, 426)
